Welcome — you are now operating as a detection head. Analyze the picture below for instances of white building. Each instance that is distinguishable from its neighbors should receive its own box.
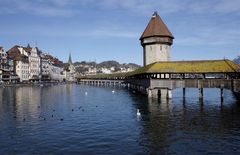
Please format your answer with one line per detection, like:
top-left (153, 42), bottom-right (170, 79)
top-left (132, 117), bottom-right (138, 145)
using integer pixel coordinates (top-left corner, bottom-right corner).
top-left (15, 60), bottom-right (29, 82)
top-left (40, 54), bottom-right (51, 81)
top-left (50, 64), bottom-right (64, 81)
top-left (100, 67), bottom-right (111, 74)
top-left (28, 47), bottom-right (41, 81)
top-left (8, 46), bottom-right (30, 82)
top-left (140, 12), bottom-right (174, 66)
top-left (0, 47), bottom-right (9, 82)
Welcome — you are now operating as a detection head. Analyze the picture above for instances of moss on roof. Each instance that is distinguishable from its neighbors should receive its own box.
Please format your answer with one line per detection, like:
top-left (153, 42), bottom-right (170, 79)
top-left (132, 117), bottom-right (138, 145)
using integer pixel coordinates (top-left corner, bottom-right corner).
top-left (130, 59), bottom-right (240, 75)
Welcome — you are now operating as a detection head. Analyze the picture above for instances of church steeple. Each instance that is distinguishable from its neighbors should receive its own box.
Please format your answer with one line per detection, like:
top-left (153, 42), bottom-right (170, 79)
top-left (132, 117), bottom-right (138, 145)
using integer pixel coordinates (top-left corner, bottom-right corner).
top-left (68, 52), bottom-right (72, 64)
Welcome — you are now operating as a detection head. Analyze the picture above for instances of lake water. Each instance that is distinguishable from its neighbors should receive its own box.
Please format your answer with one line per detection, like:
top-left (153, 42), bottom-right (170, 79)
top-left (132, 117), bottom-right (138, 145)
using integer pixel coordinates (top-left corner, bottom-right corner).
top-left (0, 84), bottom-right (240, 154)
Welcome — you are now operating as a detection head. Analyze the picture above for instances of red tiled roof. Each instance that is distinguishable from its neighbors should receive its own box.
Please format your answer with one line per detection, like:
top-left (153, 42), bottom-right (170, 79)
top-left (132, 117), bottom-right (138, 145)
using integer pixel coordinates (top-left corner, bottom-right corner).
top-left (140, 12), bottom-right (174, 40)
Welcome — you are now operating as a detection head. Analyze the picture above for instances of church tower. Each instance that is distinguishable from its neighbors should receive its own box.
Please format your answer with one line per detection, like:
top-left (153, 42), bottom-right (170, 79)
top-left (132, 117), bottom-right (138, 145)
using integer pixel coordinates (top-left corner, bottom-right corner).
top-left (68, 52), bottom-right (72, 64)
top-left (140, 12), bottom-right (174, 66)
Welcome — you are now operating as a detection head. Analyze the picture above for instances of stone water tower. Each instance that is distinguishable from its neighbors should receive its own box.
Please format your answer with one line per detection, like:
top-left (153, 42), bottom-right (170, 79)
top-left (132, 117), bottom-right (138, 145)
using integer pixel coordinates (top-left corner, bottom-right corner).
top-left (140, 12), bottom-right (174, 66)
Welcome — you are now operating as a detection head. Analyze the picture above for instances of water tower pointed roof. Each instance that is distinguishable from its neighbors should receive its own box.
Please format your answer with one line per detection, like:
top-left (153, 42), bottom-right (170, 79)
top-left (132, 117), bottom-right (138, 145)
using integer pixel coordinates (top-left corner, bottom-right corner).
top-left (140, 12), bottom-right (174, 40)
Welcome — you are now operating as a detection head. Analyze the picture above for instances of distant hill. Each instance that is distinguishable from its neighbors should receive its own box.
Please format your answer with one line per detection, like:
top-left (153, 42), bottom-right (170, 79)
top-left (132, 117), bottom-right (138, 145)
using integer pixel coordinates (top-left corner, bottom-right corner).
top-left (74, 60), bottom-right (141, 68)
top-left (233, 56), bottom-right (240, 64)
top-left (73, 60), bottom-right (141, 74)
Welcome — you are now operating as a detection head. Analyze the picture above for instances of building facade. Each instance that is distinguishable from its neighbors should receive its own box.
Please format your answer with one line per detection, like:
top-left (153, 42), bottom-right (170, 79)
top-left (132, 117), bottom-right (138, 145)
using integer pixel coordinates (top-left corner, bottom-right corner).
top-left (40, 53), bottom-right (51, 81)
top-left (50, 64), bottom-right (64, 81)
top-left (0, 47), bottom-right (10, 82)
top-left (28, 47), bottom-right (41, 81)
top-left (8, 46), bottom-right (30, 82)
top-left (140, 12), bottom-right (174, 66)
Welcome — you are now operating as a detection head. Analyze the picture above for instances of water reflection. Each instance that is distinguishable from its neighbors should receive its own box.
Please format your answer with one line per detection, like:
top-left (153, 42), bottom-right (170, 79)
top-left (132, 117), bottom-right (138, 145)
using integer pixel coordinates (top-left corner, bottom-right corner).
top-left (0, 86), bottom-right (240, 154)
top-left (130, 88), bottom-right (240, 154)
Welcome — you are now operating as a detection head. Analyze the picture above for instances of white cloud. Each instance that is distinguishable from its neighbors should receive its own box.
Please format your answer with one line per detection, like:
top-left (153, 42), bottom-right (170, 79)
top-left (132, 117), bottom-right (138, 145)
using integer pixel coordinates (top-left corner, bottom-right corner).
top-left (0, 0), bottom-right (79, 16)
top-left (214, 0), bottom-right (240, 13)
top-left (1, 0), bottom-right (240, 17)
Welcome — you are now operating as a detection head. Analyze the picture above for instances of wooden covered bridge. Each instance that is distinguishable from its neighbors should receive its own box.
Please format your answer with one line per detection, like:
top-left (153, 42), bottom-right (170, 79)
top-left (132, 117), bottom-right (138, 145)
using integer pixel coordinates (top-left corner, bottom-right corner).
top-left (77, 59), bottom-right (240, 100)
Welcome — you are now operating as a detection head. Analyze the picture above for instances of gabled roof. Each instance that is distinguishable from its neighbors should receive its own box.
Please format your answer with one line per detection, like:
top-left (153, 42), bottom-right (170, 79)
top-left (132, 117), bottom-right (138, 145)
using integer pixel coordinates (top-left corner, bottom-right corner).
top-left (140, 12), bottom-right (174, 40)
top-left (130, 60), bottom-right (240, 74)
top-left (7, 45), bottom-right (29, 62)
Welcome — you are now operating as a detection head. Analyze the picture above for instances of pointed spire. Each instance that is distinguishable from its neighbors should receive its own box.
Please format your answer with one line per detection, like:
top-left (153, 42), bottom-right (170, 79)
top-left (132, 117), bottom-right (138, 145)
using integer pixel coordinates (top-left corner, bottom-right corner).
top-left (27, 43), bottom-right (31, 48)
top-left (68, 52), bottom-right (72, 64)
top-left (140, 11), bottom-right (174, 40)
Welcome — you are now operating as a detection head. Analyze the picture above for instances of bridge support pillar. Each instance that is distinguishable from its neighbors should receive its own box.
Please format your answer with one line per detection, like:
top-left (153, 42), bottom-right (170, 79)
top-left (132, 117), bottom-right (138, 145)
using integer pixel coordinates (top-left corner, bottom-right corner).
top-left (148, 89), bottom-right (163, 98)
top-left (147, 89), bottom-right (152, 98)
top-left (147, 89), bottom-right (169, 99)
top-left (220, 88), bottom-right (224, 101)
top-left (220, 84), bottom-right (224, 100)
top-left (199, 88), bottom-right (203, 99)
top-left (167, 89), bottom-right (172, 99)
top-left (183, 88), bottom-right (186, 98)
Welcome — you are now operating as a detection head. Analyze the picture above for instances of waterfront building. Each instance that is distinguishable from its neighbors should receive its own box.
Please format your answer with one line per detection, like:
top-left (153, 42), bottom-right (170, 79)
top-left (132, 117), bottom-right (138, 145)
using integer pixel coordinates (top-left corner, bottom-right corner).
top-left (7, 45), bottom-right (30, 82)
top-left (40, 53), bottom-right (51, 81)
top-left (43, 54), bottom-right (64, 81)
top-left (0, 47), bottom-right (11, 82)
top-left (27, 47), bottom-right (41, 81)
top-left (140, 11), bottom-right (174, 66)
top-left (6, 44), bottom-right (65, 82)
top-left (49, 64), bottom-right (64, 81)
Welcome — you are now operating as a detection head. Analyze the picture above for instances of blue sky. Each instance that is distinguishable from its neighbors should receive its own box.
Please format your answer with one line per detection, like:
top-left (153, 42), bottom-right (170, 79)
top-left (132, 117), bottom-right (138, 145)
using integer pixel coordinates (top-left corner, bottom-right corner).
top-left (0, 0), bottom-right (239, 65)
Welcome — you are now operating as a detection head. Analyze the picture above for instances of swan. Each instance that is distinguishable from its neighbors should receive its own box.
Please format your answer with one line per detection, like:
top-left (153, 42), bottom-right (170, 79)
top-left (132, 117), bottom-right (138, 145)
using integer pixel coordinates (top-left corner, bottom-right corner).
top-left (112, 90), bottom-right (115, 93)
top-left (137, 109), bottom-right (141, 116)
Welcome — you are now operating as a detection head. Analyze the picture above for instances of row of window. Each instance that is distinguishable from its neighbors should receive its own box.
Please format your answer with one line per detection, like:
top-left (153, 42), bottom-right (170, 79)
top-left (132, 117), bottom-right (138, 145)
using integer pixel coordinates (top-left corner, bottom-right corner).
top-left (18, 65), bottom-right (29, 69)
top-left (30, 70), bottom-right (39, 74)
top-left (29, 59), bottom-right (40, 62)
top-left (22, 75), bottom-right (28, 79)
top-left (149, 45), bottom-right (169, 51)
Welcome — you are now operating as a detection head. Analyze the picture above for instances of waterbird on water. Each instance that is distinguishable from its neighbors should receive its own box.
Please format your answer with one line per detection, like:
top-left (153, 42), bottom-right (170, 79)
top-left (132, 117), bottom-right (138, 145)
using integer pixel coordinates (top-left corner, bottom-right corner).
top-left (137, 109), bottom-right (141, 116)
top-left (112, 90), bottom-right (115, 93)
top-left (85, 92), bottom-right (88, 95)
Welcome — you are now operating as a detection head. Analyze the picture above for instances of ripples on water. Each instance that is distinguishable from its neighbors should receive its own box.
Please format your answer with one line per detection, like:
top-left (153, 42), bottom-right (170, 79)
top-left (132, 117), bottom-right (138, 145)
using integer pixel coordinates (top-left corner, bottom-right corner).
top-left (0, 84), bottom-right (240, 154)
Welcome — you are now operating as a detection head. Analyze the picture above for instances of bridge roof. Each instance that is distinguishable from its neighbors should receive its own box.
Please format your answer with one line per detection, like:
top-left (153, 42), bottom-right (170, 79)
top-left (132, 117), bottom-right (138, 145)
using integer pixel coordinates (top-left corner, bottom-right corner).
top-left (130, 60), bottom-right (240, 75)
top-left (78, 60), bottom-right (240, 79)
